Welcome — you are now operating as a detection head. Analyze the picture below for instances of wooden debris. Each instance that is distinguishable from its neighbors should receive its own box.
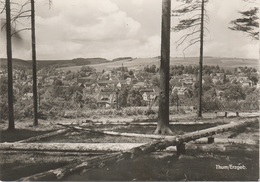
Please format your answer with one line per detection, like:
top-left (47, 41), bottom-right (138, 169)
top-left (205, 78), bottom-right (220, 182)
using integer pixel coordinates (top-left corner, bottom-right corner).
top-left (0, 143), bottom-right (145, 152)
top-left (18, 118), bottom-right (258, 181)
top-left (17, 128), bottom-right (71, 143)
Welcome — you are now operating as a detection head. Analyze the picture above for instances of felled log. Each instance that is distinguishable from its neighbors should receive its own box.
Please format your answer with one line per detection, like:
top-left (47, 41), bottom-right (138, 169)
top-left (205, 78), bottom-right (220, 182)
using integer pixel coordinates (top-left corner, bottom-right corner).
top-left (0, 150), bottom-right (104, 156)
top-left (17, 128), bottom-right (71, 143)
top-left (19, 152), bottom-right (122, 181)
top-left (58, 123), bottom-right (165, 139)
top-left (73, 121), bottom-right (225, 126)
top-left (0, 143), bottom-right (145, 152)
top-left (19, 118), bottom-right (258, 181)
top-left (193, 137), bottom-right (258, 145)
top-left (130, 121), bottom-right (216, 126)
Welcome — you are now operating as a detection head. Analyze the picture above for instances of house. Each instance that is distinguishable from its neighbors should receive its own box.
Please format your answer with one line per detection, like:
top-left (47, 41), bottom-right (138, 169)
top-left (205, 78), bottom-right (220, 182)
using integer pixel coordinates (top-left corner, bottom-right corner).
top-left (216, 73), bottom-right (224, 78)
top-left (172, 86), bottom-right (188, 96)
top-left (212, 76), bottom-right (221, 84)
top-left (125, 77), bottom-right (132, 85)
top-left (97, 89), bottom-right (116, 108)
top-left (27, 75), bottom-right (33, 80)
top-left (142, 92), bottom-right (158, 102)
top-left (133, 82), bottom-right (146, 88)
top-left (237, 76), bottom-right (249, 83)
top-left (216, 89), bottom-right (224, 99)
top-left (22, 92), bottom-right (33, 100)
top-left (116, 80), bottom-right (127, 89)
top-left (183, 74), bottom-right (190, 77)
top-left (140, 88), bottom-right (155, 101)
top-left (183, 78), bottom-right (194, 85)
top-left (241, 81), bottom-right (252, 87)
top-left (78, 83), bottom-right (85, 88)
top-left (97, 80), bottom-right (118, 88)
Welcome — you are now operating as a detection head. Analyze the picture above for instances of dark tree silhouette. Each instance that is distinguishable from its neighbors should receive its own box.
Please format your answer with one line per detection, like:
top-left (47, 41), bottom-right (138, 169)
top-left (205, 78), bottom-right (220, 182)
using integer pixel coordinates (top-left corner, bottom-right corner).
top-left (31, 0), bottom-right (38, 126)
top-left (155, 0), bottom-right (172, 135)
top-left (229, 0), bottom-right (259, 40)
top-left (4, 0), bottom-right (15, 130)
top-left (1, 0), bottom-right (52, 127)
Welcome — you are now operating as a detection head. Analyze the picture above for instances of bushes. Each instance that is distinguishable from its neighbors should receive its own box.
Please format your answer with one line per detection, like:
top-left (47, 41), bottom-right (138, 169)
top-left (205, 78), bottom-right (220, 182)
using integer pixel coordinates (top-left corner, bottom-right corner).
top-left (0, 96), bottom-right (8, 121)
top-left (79, 107), bottom-right (156, 118)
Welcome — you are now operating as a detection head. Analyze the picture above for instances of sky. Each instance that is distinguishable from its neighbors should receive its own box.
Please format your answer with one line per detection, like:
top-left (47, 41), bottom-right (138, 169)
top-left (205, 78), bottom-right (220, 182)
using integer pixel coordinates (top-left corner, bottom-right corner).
top-left (0, 0), bottom-right (259, 60)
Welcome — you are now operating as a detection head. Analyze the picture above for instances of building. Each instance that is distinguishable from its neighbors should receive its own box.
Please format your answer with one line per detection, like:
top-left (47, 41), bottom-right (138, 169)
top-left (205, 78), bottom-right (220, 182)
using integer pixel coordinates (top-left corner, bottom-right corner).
top-left (133, 82), bottom-right (146, 89)
top-left (172, 86), bottom-right (188, 96)
top-left (97, 89), bottom-right (116, 108)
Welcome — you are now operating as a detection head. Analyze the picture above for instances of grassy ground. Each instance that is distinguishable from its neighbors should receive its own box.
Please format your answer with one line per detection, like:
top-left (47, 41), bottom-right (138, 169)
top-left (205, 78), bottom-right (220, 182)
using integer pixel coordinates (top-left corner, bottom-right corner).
top-left (0, 113), bottom-right (259, 181)
top-left (64, 144), bottom-right (259, 181)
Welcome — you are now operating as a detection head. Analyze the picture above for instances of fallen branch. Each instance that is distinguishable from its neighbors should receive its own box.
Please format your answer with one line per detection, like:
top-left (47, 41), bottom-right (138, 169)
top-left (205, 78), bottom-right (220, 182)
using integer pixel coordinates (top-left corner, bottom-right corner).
top-left (19, 118), bottom-right (258, 181)
top-left (16, 128), bottom-right (71, 143)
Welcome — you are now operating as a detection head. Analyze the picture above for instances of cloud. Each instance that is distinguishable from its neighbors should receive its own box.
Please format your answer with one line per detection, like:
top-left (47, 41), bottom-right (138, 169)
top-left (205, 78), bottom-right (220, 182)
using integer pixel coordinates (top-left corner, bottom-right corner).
top-left (8, 0), bottom-right (143, 59)
top-left (131, 0), bottom-right (145, 6)
top-left (1, 0), bottom-right (258, 60)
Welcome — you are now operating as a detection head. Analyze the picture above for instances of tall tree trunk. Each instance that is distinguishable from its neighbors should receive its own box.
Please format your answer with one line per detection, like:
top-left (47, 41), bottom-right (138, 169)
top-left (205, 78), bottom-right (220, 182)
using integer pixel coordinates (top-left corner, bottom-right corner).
top-left (198, 0), bottom-right (205, 118)
top-left (31, 0), bottom-right (38, 126)
top-left (155, 0), bottom-right (172, 135)
top-left (5, 0), bottom-right (14, 130)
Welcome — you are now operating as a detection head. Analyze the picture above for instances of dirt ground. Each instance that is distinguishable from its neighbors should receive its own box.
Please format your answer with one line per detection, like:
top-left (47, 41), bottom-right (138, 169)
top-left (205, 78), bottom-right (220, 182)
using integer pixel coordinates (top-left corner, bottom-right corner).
top-left (0, 112), bottom-right (259, 181)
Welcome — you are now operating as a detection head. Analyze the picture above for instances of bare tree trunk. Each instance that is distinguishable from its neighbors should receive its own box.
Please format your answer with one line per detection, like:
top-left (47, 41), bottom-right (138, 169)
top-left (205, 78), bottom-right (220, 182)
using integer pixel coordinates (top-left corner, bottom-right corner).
top-left (5, 0), bottom-right (15, 130)
top-left (198, 0), bottom-right (205, 118)
top-left (31, 0), bottom-right (38, 126)
top-left (155, 0), bottom-right (172, 135)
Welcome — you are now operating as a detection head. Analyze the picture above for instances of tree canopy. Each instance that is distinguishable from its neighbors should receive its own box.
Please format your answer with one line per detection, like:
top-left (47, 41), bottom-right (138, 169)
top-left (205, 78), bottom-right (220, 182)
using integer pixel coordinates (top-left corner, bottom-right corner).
top-left (229, 0), bottom-right (259, 40)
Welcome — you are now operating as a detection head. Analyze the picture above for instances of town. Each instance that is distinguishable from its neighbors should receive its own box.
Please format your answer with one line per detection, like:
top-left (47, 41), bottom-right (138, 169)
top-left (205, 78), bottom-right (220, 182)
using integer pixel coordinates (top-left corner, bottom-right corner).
top-left (0, 61), bottom-right (259, 120)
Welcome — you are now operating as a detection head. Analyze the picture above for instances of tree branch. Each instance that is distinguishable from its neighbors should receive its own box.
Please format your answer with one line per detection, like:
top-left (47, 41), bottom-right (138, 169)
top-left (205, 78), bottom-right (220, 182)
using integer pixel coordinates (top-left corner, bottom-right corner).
top-left (11, 27), bottom-right (31, 36)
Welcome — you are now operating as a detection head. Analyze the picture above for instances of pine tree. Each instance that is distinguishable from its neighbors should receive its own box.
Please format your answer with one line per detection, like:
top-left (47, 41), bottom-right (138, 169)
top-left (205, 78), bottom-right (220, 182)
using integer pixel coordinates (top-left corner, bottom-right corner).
top-left (172, 0), bottom-right (208, 118)
top-left (229, 4), bottom-right (259, 40)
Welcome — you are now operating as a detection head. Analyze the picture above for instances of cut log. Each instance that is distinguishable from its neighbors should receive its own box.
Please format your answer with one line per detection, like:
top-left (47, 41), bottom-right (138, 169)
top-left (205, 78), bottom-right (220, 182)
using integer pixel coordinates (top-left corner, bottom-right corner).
top-left (17, 128), bottom-right (71, 143)
top-left (58, 123), bottom-right (166, 139)
top-left (19, 118), bottom-right (258, 181)
top-left (0, 143), bottom-right (145, 152)
top-left (67, 121), bottom-right (225, 127)
top-left (130, 121), bottom-right (216, 126)
top-left (193, 137), bottom-right (258, 145)
top-left (19, 152), bottom-right (122, 181)
top-left (0, 150), bottom-right (104, 156)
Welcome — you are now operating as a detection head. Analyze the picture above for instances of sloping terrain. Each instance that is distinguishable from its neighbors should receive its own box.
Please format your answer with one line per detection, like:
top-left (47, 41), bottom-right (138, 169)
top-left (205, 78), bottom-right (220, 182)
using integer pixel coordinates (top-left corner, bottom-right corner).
top-left (1, 57), bottom-right (258, 71)
top-left (58, 57), bottom-right (259, 72)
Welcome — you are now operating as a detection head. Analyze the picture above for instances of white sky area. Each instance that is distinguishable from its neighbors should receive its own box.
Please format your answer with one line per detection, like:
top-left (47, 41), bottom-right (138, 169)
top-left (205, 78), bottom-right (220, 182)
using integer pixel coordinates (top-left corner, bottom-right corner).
top-left (0, 0), bottom-right (259, 60)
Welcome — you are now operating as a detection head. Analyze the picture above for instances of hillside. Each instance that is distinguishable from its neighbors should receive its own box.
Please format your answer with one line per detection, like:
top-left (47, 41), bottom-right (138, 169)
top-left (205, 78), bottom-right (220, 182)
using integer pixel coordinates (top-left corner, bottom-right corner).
top-left (1, 57), bottom-right (258, 72)
top-left (0, 57), bottom-right (110, 69)
top-left (58, 57), bottom-right (259, 72)
top-left (0, 58), bottom-right (31, 68)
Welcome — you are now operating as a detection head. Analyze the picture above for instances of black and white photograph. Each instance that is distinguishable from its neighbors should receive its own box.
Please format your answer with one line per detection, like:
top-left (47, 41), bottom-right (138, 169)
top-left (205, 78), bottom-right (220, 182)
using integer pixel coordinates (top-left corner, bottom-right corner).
top-left (0, 0), bottom-right (259, 181)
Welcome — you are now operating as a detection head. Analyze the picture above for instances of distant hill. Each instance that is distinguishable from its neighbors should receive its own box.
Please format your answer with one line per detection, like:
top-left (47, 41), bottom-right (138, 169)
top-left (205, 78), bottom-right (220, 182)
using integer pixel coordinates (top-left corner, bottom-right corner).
top-left (1, 57), bottom-right (258, 72)
top-left (0, 58), bottom-right (31, 68)
top-left (0, 57), bottom-right (110, 69)
top-left (112, 57), bottom-right (133, 62)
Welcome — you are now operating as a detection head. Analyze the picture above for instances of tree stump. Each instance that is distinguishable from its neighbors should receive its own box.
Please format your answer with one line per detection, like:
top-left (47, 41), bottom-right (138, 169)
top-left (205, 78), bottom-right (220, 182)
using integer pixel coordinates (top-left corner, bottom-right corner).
top-left (207, 137), bottom-right (214, 144)
top-left (224, 112), bottom-right (228, 117)
top-left (176, 143), bottom-right (186, 156)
